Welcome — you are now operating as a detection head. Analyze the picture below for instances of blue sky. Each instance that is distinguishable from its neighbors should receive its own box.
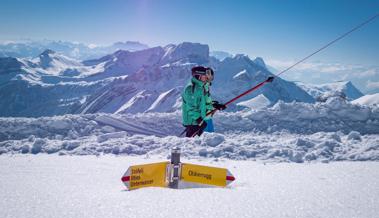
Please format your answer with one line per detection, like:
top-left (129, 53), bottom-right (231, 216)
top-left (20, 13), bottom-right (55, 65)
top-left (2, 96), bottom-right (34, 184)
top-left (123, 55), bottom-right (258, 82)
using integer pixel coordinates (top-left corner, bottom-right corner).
top-left (1, 0), bottom-right (378, 65)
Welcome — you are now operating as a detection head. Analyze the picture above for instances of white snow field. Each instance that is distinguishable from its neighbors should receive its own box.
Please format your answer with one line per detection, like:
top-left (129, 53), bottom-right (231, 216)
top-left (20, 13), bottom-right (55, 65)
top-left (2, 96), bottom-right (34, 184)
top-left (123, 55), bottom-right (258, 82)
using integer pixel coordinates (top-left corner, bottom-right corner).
top-left (1, 155), bottom-right (378, 218)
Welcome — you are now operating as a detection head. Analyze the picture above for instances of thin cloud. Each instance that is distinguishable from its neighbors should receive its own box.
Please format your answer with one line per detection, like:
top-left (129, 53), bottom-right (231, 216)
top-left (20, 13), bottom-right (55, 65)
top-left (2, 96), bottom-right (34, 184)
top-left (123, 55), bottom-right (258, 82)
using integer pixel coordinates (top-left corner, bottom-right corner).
top-left (367, 80), bottom-right (379, 89)
top-left (267, 59), bottom-right (379, 93)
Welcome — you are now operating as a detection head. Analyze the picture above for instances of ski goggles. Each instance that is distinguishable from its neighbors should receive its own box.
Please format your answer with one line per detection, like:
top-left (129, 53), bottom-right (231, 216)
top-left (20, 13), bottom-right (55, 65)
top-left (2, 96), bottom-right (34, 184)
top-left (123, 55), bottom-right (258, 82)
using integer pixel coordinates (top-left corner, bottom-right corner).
top-left (193, 69), bottom-right (214, 81)
top-left (206, 69), bottom-right (214, 81)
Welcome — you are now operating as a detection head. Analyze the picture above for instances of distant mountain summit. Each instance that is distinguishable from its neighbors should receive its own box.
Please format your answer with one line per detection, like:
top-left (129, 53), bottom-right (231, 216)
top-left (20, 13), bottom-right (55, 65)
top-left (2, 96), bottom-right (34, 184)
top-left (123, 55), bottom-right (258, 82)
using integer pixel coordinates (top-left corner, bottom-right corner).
top-left (296, 81), bottom-right (363, 101)
top-left (253, 57), bottom-right (266, 69)
top-left (210, 51), bottom-right (233, 61)
top-left (111, 41), bottom-right (149, 51)
top-left (161, 42), bottom-right (209, 64)
top-left (40, 49), bottom-right (55, 56)
top-left (34, 49), bottom-right (82, 72)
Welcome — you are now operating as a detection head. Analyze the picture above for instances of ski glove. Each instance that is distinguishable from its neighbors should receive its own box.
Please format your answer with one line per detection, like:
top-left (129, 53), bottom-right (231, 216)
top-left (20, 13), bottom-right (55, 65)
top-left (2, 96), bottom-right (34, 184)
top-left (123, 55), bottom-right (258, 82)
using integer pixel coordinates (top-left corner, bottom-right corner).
top-left (196, 117), bottom-right (207, 129)
top-left (212, 101), bottom-right (227, 110)
top-left (266, 76), bottom-right (274, 83)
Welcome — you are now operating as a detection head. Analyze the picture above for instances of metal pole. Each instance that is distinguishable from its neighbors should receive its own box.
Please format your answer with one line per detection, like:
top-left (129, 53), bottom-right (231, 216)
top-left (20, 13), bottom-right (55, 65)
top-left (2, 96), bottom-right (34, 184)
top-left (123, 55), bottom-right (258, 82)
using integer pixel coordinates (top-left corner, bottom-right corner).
top-left (169, 147), bottom-right (181, 189)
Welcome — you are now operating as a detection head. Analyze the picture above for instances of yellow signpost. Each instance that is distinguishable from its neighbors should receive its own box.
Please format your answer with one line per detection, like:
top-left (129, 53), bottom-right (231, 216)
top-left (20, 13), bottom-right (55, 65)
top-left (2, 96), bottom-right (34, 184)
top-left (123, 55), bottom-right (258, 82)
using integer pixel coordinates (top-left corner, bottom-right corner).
top-left (121, 161), bottom-right (169, 190)
top-left (121, 148), bottom-right (235, 191)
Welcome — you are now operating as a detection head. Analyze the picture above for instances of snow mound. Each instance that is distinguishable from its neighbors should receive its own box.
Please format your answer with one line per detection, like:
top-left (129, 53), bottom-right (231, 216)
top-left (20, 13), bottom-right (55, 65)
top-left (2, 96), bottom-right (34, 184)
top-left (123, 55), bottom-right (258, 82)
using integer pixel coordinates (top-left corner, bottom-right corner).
top-left (224, 98), bottom-right (378, 134)
top-left (201, 132), bottom-right (225, 147)
top-left (2, 128), bottom-right (378, 162)
top-left (348, 131), bottom-right (362, 141)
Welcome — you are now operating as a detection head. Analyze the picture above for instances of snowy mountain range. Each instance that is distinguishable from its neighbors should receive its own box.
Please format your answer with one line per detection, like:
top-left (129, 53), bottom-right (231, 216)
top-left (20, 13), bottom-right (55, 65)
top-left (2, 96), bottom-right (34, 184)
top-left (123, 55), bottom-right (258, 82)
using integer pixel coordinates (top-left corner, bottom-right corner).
top-left (296, 81), bottom-right (363, 101)
top-left (0, 39), bottom-right (149, 60)
top-left (0, 41), bottom-right (367, 117)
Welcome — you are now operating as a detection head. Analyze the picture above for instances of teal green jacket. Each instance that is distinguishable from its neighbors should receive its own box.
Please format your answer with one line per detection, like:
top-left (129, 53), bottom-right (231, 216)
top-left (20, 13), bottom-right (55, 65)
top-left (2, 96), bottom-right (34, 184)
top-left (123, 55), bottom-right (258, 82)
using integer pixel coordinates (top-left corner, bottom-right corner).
top-left (182, 77), bottom-right (214, 126)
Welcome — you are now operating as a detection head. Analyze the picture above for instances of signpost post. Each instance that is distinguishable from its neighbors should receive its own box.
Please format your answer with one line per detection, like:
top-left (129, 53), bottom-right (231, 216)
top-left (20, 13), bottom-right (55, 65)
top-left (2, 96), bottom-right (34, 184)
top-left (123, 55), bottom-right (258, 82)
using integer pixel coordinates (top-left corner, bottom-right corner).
top-left (169, 147), bottom-right (181, 189)
top-left (121, 147), bottom-right (235, 190)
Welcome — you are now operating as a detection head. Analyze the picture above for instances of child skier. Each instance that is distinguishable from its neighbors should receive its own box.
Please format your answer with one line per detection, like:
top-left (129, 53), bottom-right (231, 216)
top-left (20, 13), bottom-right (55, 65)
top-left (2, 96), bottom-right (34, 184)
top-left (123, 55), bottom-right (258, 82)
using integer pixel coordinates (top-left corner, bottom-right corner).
top-left (181, 66), bottom-right (226, 137)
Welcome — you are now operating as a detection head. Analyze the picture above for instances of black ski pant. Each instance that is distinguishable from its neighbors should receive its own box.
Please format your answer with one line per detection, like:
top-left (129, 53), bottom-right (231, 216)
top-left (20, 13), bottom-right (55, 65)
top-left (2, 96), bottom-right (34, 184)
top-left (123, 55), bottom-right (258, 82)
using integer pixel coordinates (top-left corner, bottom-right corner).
top-left (184, 125), bottom-right (205, 137)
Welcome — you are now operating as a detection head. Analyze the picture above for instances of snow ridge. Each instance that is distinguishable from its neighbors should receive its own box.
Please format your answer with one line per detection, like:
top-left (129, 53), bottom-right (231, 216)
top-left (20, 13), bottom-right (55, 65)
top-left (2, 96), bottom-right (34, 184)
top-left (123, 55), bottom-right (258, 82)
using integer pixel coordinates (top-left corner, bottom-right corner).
top-left (1, 100), bottom-right (378, 162)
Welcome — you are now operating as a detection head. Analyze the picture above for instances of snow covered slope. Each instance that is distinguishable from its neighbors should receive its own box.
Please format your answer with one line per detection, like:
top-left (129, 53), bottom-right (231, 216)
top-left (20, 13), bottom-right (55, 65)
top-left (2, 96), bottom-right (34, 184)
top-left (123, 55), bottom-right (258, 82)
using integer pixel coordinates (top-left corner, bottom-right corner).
top-left (145, 88), bottom-right (182, 113)
top-left (0, 51), bottom-right (111, 117)
top-left (352, 93), bottom-right (379, 106)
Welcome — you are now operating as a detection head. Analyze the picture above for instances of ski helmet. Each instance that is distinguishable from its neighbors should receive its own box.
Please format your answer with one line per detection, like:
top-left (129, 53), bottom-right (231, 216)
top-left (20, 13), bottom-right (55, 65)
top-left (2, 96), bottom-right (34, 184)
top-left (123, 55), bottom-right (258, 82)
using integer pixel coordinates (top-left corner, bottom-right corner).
top-left (191, 66), bottom-right (214, 81)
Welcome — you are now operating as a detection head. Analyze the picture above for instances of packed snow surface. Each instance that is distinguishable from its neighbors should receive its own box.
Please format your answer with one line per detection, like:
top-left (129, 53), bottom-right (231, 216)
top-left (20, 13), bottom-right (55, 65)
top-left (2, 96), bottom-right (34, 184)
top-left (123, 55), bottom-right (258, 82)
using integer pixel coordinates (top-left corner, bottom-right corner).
top-left (1, 155), bottom-right (378, 218)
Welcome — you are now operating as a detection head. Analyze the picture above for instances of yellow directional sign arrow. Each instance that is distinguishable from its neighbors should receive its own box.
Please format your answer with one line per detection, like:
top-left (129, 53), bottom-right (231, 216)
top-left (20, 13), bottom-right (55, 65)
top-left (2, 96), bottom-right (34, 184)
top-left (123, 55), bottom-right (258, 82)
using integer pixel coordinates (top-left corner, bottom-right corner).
top-left (121, 162), bottom-right (169, 190)
top-left (180, 163), bottom-right (235, 188)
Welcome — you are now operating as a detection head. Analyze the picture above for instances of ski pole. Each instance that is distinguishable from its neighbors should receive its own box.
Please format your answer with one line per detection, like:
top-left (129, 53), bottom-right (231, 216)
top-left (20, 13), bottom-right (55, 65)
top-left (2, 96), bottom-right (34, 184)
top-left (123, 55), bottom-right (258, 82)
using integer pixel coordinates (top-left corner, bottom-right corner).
top-left (208, 76), bottom-right (274, 116)
top-left (188, 76), bottom-right (274, 137)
